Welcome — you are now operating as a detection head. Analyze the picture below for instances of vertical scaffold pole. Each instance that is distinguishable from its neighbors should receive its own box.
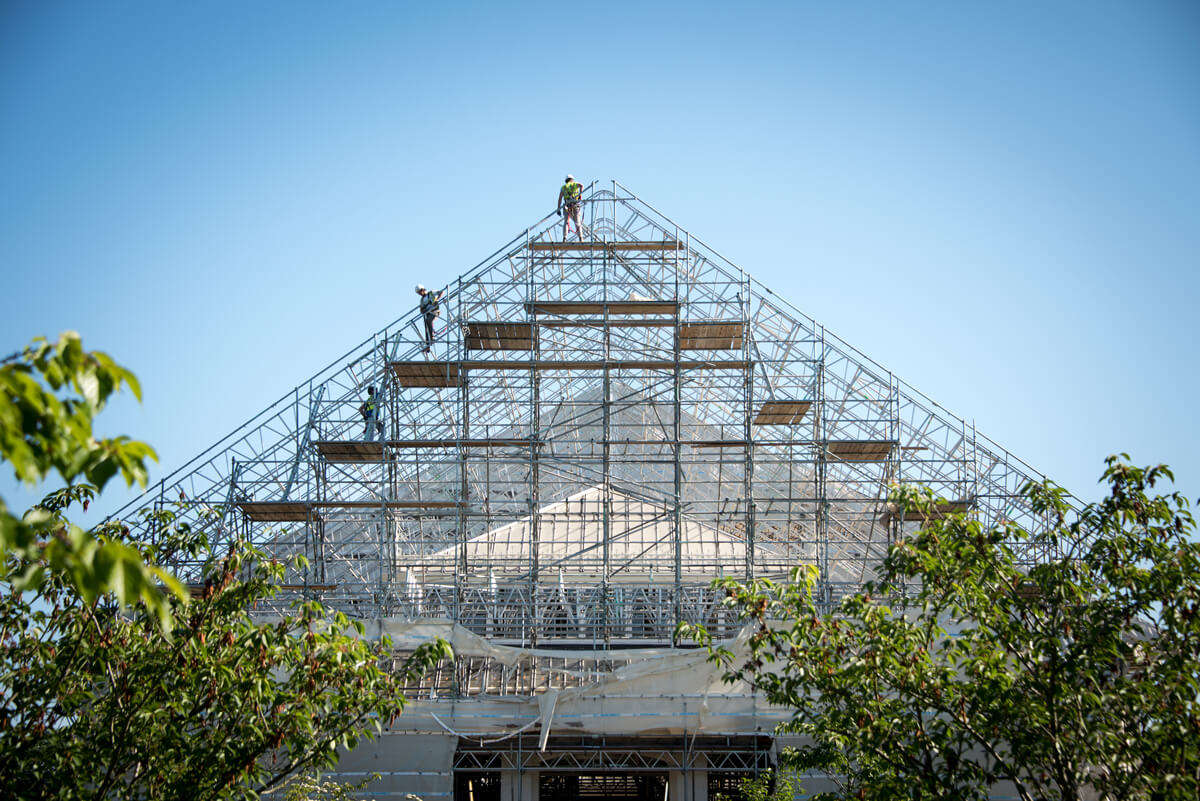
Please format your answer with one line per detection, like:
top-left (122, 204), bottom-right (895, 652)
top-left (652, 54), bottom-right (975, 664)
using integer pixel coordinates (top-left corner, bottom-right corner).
top-left (971, 417), bottom-right (981, 529)
top-left (672, 226), bottom-right (683, 642)
top-left (816, 326), bottom-right (829, 606)
top-left (527, 228), bottom-right (541, 648)
top-left (317, 456), bottom-right (327, 585)
top-left (378, 336), bottom-right (388, 613)
top-left (601, 233), bottom-right (612, 648)
top-left (386, 436), bottom-right (397, 616)
top-left (957, 416), bottom-right (969, 536)
top-left (386, 338), bottom-right (401, 616)
top-left (885, 371), bottom-right (895, 556)
top-left (221, 457), bottom-right (240, 548)
top-left (457, 277), bottom-right (470, 604)
top-left (743, 272), bottom-right (755, 584)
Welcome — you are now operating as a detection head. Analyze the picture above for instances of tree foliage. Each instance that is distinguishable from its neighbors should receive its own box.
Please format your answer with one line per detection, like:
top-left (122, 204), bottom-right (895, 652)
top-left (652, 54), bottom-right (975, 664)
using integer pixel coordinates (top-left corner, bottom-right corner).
top-left (282, 769), bottom-right (381, 801)
top-left (712, 769), bottom-right (803, 801)
top-left (0, 333), bottom-right (451, 799)
top-left (0, 332), bottom-right (181, 626)
top-left (684, 457), bottom-right (1200, 801)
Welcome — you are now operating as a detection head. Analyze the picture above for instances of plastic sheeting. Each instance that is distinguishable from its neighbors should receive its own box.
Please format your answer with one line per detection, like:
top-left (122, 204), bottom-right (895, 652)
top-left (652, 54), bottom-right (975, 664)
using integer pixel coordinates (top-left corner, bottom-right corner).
top-left (333, 733), bottom-right (456, 799)
top-left (413, 487), bottom-right (755, 581)
top-left (368, 617), bottom-right (731, 666)
top-left (365, 617), bottom-right (781, 741)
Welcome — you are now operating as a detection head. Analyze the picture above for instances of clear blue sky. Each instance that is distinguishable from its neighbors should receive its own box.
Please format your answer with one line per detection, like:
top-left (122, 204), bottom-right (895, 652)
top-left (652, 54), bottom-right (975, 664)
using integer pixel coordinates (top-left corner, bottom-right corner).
top-left (2, 1), bottom-right (1198, 518)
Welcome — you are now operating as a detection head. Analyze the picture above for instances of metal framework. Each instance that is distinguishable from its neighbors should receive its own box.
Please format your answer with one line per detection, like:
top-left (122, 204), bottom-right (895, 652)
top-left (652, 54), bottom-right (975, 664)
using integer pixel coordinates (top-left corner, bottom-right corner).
top-left (117, 180), bottom-right (1057, 648)
top-left (454, 735), bottom-right (772, 773)
top-left (112, 182), bottom-right (1067, 797)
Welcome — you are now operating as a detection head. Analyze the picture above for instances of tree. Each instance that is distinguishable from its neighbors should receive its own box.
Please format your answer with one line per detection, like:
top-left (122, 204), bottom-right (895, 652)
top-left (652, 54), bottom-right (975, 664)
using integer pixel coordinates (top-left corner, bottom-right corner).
top-left (711, 769), bottom-right (803, 801)
top-left (0, 332), bottom-right (180, 625)
top-left (281, 769), bottom-right (380, 801)
top-left (0, 333), bottom-right (450, 799)
top-left (683, 457), bottom-right (1200, 801)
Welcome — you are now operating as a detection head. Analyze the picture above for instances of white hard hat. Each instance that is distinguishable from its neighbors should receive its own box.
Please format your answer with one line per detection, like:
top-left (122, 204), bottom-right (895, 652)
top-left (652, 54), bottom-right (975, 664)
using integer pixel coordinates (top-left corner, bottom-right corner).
top-left (565, 174), bottom-right (574, 181)
top-left (415, 284), bottom-right (426, 293)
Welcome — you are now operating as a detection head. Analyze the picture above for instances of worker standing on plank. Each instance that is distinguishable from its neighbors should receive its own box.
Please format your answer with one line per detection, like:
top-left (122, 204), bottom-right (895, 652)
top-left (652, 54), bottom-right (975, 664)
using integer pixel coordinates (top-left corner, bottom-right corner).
top-left (556, 174), bottom-right (584, 241)
top-left (359, 385), bottom-right (384, 441)
top-left (416, 284), bottom-right (444, 353)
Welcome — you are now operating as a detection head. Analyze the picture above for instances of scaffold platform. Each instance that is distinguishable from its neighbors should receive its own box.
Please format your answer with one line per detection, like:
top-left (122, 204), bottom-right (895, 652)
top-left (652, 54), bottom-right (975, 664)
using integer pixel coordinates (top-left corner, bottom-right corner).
top-left (465, 322), bottom-right (535, 351)
top-left (524, 300), bottom-right (679, 316)
top-left (389, 361), bottom-right (462, 387)
top-left (237, 500), bottom-right (464, 521)
top-left (825, 440), bottom-right (899, 462)
top-left (315, 440), bottom-right (385, 463)
top-left (753, 400), bottom-right (812, 425)
top-left (528, 240), bottom-right (680, 252)
top-left (881, 498), bottom-right (976, 525)
top-left (677, 322), bottom-right (744, 350)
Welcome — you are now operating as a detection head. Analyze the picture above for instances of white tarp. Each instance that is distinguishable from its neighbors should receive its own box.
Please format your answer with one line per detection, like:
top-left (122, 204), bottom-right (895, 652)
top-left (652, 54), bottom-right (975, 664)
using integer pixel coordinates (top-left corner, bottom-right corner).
top-left (414, 486), bottom-right (755, 581)
top-left (367, 618), bottom-right (779, 740)
top-left (334, 733), bottom-right (456, 799)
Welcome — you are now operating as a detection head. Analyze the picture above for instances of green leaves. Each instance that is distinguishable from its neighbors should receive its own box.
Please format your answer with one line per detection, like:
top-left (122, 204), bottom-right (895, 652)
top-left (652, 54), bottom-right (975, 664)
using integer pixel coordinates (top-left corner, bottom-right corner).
top-left (703, 457), bottom-right (1200, 801)
top-left (0, 332), bottom-right (440, 799)
top-left (0, 333), bottom-right (177, 625)
top-left (1, 332), bottom-right (154, 490)
top-left (0, 523), bottom-right (448, 801)
top-left (282, 770), bottom-right (381, 801)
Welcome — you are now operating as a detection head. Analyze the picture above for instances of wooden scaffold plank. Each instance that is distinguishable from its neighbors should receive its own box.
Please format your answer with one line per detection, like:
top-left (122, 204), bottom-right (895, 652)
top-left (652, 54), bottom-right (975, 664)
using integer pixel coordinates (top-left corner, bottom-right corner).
top-left (237, 499), bottom-right (465, 522)
top-left (314, 500), bottom-right (463, 510)
top-left (314, 440), bottom-right (385, 463)
top-left (524, 300), bottom-right (680, 316)
top-left (386, 438), bottom-right (537, 449)
top-left (753, 400), bottom-right (812, 426)
top-left (537, 319), bottom-right (677, 329)
top-left (459, 359), bottom-right (751, 371)
top-left (527, 240), bottom-right (681, 252)
top-left (881, 498), bottom-right (975, 525)
top-left (236, 502), bottom-right (310, 522)
top-left (465, 322), bottom-right (534, 351)
top-left (389, 361), bottom-right (462, 387)
top-left (678, 321), bottom-right (744, 350)
top-left (825, 440), bottom-right (898, 462)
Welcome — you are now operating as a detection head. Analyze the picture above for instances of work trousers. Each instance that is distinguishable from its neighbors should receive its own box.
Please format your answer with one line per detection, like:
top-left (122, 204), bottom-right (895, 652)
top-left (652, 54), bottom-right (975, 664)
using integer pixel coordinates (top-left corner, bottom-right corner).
top-left (424, 313), bottom-right (437, 346)
top-left (363, 409), bottom-right (383, 441)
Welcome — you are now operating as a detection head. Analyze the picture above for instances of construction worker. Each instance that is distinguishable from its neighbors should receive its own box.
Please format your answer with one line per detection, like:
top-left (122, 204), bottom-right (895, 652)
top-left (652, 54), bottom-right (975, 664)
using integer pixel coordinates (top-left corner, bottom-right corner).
top-left (556, 174), bottom-right (584, 241)
top-left (416, 284), bottom-right (444, 353)
top-left (359, 385), bottom-right (384, 441)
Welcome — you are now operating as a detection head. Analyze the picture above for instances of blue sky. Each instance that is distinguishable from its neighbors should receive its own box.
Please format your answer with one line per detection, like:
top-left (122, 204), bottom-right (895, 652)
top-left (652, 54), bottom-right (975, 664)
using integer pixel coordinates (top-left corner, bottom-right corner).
top-left (2, 1), bottom-right (1198, 518)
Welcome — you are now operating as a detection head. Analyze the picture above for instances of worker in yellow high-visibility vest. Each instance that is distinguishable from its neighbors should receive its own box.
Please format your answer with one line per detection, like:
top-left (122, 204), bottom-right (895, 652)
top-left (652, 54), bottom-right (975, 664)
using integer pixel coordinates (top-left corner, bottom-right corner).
top-left (556, 175), bottom-right (584, 241)
top-left (359, 385), bottom-right (384, 440)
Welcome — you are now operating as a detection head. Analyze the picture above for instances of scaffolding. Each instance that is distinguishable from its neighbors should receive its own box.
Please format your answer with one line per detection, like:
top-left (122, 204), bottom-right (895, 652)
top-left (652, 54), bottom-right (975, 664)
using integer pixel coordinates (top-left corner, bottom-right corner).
top-left (112, 182), bottom-right (1062, 796)
top-left (119, 180), bottom-right (1056, 643)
